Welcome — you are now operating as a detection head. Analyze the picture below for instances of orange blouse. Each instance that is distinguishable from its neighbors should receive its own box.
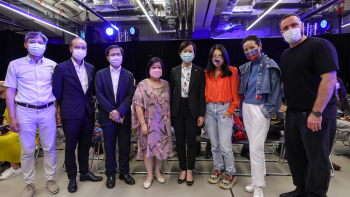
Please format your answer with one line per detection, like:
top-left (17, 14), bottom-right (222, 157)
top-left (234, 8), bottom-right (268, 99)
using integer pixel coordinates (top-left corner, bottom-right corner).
top-left (204, 66), bottom-right (240, 114)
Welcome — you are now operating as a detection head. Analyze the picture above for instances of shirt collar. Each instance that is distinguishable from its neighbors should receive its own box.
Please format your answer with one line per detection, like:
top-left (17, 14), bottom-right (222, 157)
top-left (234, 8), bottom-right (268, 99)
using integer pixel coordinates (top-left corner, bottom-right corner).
top-left (71, 57), bottom-right (84, 68)
top-left (182, 64), bottom-right (192, 70)
top-left (25, 55), bottom-right (45, 64)
top-left (253, 54), bottom-right (264, 64)
top-left (110, 65), bottom-right (121, 72)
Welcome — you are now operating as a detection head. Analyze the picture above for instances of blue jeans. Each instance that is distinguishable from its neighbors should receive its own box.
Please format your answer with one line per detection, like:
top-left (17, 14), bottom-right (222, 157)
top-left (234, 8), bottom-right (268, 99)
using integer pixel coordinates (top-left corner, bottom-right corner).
top-left (205, 102), bottom-right (236, 175)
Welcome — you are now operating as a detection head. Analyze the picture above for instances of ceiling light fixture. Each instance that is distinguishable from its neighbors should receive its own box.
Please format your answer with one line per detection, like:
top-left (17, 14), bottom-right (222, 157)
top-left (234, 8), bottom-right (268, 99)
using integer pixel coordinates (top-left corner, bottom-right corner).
top-left (135, 0), bottom-right (159, 33)
top-left (341, 21), bottom-right (350, 27)
top-left (246, 0), bottom-right (283, 30)
top-left (0, 1), bottom-right (78, 37)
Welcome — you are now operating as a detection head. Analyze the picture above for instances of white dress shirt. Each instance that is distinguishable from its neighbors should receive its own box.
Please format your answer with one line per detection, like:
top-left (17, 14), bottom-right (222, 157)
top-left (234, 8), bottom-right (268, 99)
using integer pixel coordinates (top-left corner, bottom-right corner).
top-left (71, 58), bottom-right (88, 94)
top-left (110, 65), bottom-right (121, 102)
top-left (4, 55), bottom-right (57, 105)
top-left (181, 64), bottom-right (192, 98)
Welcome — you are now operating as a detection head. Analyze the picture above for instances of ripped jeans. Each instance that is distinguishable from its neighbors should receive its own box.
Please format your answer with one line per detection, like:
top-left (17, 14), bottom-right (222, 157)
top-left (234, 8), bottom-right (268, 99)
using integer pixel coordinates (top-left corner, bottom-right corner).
top-left (205, 102), bottom-right (236, 175)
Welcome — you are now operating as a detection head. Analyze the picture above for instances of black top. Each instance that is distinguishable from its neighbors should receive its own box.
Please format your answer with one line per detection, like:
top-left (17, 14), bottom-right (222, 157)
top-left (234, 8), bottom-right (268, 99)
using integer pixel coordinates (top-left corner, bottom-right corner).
top-left (0, 99), bottom-right (6, 123)
top-left (280, 37), bottom-right (339, 112)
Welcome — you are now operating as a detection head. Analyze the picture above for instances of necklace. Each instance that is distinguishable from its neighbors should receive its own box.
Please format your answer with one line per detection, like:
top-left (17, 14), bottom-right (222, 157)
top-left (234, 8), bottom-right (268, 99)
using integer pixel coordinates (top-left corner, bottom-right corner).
top-left (149, 79), bottom-right (165, 104)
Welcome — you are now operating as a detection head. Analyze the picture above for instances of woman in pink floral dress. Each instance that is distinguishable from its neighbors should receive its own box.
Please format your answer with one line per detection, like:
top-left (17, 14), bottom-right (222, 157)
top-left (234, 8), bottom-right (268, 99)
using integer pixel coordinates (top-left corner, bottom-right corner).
top-left (132, 57), bottom-right (173, 189)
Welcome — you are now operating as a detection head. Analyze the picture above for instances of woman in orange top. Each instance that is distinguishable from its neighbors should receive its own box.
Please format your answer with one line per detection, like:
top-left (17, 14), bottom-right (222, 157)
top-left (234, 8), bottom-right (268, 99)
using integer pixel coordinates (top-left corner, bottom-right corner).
top-left (204, 44), bottom-right (240, 190)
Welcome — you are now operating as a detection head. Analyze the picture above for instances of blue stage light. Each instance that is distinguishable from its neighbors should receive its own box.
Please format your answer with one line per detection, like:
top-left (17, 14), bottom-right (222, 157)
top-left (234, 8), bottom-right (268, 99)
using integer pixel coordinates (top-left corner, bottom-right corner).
top-left (106, 28), bottom-right (114, 36)
top-left (130, 27), bottom-right (135, 35)
top-left (320, 20), bottom-right (328, 29)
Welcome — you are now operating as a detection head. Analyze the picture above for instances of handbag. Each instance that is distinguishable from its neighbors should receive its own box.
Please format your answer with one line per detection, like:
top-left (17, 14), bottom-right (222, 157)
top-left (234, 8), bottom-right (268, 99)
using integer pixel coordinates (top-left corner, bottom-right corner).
top-left (232, 116), bottom-right (247, 142)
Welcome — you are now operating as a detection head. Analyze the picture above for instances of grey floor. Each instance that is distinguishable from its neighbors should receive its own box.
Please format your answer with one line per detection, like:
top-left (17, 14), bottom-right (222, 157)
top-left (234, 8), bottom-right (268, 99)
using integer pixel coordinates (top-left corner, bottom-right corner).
top-left (1, 137), bottom-right (350, 197)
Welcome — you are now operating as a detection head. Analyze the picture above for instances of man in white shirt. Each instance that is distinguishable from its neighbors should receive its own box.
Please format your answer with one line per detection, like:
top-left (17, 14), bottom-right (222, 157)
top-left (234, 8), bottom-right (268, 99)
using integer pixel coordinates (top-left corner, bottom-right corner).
top-left (95, 45), bottom-right (135, 188)
top-left (4, 31), bottom-right (59, 197)
top-left (52, 37), bottom-right (102, 193)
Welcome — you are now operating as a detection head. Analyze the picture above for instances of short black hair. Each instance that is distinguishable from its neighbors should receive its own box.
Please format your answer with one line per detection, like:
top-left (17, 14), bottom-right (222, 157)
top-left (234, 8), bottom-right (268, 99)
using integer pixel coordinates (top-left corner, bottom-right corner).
top-left (280, 14), bottom-right (301, 25)
top-left (178, 40), bottom-right (196, 54)
top-left (105, 45), bottom-right (124, 56)
top-left (145, 57), bottom-right (165, 78)
top-left (241, 35), bottom-right (261, 47)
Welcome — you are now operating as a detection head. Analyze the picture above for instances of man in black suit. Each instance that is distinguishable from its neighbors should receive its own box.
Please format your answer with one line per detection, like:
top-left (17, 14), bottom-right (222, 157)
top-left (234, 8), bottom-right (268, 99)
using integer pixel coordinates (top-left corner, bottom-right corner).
top-left (52, 37), bottom-right (102, 193)
top-left (95, 45), bottom-right (135, 188)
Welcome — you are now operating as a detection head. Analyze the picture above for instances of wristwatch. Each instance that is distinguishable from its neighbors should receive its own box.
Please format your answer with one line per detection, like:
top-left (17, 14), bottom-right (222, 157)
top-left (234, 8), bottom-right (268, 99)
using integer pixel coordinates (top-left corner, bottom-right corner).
top-left (311, 111), bottom-right (322, 117)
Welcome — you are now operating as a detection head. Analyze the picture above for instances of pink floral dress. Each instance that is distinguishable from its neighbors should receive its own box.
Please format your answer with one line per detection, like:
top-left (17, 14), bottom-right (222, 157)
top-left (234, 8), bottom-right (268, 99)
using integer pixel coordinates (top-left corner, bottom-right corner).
top-left (132, 79), bottom-right (173, 160)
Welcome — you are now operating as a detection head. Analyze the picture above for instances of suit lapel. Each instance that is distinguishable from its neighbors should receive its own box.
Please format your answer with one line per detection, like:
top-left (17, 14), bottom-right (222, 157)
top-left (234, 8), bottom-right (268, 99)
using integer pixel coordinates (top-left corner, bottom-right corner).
top-left (85, 63), bottom-right (93, 92)
top-left (116, 68), bottom-right (126, 104)
top-left (188, 65), bottom-right (197, 93)
top-left (67, 59), bottom-right (83, 93)
top-left (105, 67), bottom-right (115, 103)
top-left (175, 65), bottom-right (182, 92)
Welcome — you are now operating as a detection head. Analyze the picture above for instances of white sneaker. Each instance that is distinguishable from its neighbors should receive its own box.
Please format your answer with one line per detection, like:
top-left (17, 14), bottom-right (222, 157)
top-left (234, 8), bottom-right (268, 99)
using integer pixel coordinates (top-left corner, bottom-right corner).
top-left (253, 186), bottom-right (264, 197)
top-left (245, 184), bottom-right (254, 193)
top-left (0, 167), bottom-right (23, 180)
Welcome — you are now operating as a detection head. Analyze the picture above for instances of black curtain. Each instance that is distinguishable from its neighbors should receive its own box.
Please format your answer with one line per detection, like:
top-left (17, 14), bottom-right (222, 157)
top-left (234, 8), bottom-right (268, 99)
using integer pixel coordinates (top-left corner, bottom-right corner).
top-left (0, 29), bottom-right (349, 91)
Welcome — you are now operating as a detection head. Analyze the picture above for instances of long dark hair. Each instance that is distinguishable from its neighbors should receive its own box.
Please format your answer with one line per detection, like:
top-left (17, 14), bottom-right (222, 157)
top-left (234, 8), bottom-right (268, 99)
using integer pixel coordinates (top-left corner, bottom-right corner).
top-left (206, 44), bottom-right (232, 78)
top-left (336, 77), bottom-right (350, 113)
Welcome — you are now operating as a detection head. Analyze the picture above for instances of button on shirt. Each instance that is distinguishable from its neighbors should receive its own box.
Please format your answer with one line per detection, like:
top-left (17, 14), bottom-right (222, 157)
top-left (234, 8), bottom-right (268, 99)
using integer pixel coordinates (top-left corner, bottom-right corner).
top-left (181, 64), bottom-right (192, 98)
top-left (110, 65), bottom-right (121, 102)
top-left (72, 58), bottom-right (88, 94)
top-left (4, 55), bottom-right (57, 105)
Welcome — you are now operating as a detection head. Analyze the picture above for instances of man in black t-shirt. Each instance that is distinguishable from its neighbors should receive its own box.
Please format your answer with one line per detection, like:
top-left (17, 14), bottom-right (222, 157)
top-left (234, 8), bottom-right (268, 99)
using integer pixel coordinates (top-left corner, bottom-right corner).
top-left (279, 14), bottom-right (338, 197)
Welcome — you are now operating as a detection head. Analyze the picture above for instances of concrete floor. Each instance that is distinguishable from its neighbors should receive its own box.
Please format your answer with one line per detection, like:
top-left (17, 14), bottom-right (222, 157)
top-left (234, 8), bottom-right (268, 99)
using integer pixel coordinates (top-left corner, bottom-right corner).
top-left (1, 138), bottom-right (350, 197)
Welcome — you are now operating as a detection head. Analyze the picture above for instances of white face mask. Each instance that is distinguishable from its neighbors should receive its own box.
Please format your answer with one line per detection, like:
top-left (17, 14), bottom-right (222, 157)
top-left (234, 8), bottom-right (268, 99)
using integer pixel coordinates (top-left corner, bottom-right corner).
top-left (72, 49), bottom-right (87, 60)
top-left (283, 28), bottom-right (303, 44)
top-left (109, 56), bottom-right (122, 67)
top-left (28, 43), bottom-right (46, 56)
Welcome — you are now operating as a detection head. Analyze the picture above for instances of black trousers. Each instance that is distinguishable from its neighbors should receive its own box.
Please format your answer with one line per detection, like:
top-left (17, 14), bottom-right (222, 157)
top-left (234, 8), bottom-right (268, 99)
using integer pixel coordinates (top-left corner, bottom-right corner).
top-left (102, 122), bottom-right (131, 177)
top-left (285, 104), bottom-right (337, 197)
top-left (172, 98), bottom-right (198, 171)
top-left (62, 111), bottom-right (94, 179)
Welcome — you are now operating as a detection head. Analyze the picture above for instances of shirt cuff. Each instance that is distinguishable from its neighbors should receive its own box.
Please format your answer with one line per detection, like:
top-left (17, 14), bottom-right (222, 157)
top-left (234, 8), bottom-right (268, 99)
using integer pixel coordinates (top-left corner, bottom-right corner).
top-left (261, 107), bottom-right (272, 118)
top-left (227, 107), bottom-right (236, 115)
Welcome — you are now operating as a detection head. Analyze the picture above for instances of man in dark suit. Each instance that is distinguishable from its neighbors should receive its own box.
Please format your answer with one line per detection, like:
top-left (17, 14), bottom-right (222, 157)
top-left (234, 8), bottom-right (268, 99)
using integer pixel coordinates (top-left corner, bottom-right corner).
top-left (95, 45), bottom-right (135, 189)
top-left (52, 37), bottom-right (102, 193)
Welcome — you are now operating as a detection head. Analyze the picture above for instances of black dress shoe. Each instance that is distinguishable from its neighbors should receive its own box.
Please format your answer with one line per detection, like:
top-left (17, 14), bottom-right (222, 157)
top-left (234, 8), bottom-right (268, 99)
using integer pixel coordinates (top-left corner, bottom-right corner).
top-left (119, 174), bottom-right (135, 185)
top-left (205, 152), bottom-right (212, 159)
top-left (280, 190), bottom-right (307, 197)
top-left (80, 172), bottom-right (103, 182)
top-left (241, 149), bottom-right (250, 160)
top-left (68, 179), bottom-right (77, 193)
top-left (178, 171), bottom-right (186, 184)
top-left (106, 176), bottom-right (116, 189)
top-left (186, 178), bottom-right (194, 186)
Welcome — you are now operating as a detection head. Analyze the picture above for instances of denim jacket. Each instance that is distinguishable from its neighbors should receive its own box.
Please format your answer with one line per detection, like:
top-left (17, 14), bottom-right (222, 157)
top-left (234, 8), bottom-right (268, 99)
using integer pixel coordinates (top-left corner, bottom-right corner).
top-left (238, 54), bottom-right (282, 118)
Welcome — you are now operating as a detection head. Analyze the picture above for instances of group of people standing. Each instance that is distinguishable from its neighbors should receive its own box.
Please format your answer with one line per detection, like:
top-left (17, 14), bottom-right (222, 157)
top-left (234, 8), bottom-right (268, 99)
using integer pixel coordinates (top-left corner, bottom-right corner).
top-left (2, 13), bottom-right (339, 197)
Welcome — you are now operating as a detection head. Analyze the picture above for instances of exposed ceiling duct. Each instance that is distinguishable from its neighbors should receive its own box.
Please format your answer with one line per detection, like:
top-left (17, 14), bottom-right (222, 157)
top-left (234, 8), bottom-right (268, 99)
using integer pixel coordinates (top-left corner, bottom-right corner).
top-left (175, 0), bottom-right (182, 38)
top-left (300, 0), bottom-right (341, 19)
top-left (93, 0), bottom-right (136, 12)
top-left (183, 0), bottom-right (189, 39)
top-left (145, 0), bottom-right (161, 29)
top-left (161, 0), bottom-right (177, 29)
top-left (215, 0), bottom-right (239, 32)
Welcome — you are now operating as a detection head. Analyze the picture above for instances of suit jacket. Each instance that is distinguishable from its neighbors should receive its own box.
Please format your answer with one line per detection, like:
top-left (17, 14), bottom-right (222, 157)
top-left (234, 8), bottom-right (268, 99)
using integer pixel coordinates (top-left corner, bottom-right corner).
top-left (52, 59), bottom-right (95, 119)
top-left (95, 66), bottom-right (135, 127)
top-left (170, 64), bottom-right (206, 119)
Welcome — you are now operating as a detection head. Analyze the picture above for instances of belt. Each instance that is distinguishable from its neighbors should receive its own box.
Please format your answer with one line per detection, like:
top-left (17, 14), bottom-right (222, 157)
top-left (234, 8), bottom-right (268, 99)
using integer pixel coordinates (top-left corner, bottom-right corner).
top-left (16, 102), bottom-right (54, 109)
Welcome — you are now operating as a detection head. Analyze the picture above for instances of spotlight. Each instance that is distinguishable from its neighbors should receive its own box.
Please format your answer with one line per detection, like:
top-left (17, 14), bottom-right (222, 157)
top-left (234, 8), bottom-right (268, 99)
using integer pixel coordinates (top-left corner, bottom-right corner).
top-left (130, 27), bottom-right (139, 39)
top-left (106, 28), bottom-right (114, 36)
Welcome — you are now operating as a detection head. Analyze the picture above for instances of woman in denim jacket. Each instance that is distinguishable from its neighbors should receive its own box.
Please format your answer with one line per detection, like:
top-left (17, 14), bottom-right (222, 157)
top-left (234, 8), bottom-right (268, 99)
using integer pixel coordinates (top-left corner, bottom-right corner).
top-left (238, 35), bottom-right (282, 197)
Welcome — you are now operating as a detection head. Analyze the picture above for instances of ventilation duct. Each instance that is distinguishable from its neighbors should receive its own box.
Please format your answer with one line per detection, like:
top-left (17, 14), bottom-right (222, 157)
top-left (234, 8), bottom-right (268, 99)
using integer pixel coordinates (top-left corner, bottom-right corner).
top-left (161, 0), bottom-right (177, 29)
top-left (175, 0), bottom-right (182, 38)
top-left (93, 0), bottom-right (136, 12)
top-left (215, 0), bottom-right (239, 32)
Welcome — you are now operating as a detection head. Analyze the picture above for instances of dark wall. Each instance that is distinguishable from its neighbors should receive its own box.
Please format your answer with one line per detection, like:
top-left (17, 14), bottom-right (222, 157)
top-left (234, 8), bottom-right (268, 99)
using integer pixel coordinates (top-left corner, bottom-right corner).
top-left (1, 30), bottom-right (349, 91)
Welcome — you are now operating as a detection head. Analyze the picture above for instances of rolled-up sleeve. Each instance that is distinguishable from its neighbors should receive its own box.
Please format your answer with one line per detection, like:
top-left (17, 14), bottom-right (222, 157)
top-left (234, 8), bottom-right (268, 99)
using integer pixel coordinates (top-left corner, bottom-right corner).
top-left (4, 62), bottom-right (17, 88)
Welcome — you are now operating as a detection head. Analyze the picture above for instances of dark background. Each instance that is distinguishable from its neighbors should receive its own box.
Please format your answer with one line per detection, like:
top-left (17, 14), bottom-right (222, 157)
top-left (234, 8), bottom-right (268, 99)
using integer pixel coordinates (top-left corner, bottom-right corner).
top-left (0, 30), bottom-right (349, 91)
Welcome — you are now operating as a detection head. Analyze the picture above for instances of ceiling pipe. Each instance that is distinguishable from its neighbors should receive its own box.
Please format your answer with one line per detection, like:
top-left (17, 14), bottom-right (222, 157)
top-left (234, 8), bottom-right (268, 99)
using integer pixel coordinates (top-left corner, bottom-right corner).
top-left (27, 0), bottom-right (80, 23)
top-left (145, 0), bottom-right (162, 30)
top-left (161, 0), bottom-right (177, 29)
top-left (182, 0), bottom-right (188, 39)
top-left (0, 18), bottom-right (33, 30)
top-left (300, 0), bottom-right (341, 20)
top-left (73, 0), bottom-right (119, 31)
top-left (175, 0), bottom-right (182, 38)
top-left (14, 0), bottom-right (69, 24)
